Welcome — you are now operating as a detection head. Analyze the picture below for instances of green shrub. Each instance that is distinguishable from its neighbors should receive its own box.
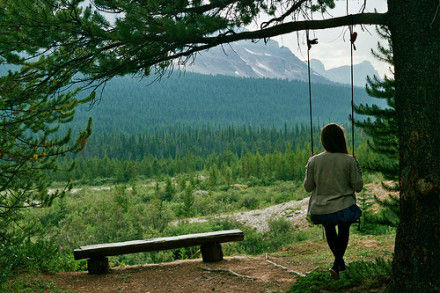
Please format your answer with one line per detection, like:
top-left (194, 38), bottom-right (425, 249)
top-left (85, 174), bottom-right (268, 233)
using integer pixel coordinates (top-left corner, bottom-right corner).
top-left (288, 258), bottom-right (392, 292)
top-left (90, 177), bottom-right (112, 186)
top-left (271, 192), bottom-right (289, 204)
top-left (238, 217), bottom-right (301, 255)
top-left (0, 238), bottom-right (85, 287)
top-left (356, 190), bottom-right (397, 235)
top-left (214, 191), bottom-right (240, 206)
top-left (238, 229), bottom-right (267, 254)
top-left (240, 194), bottom-right (260, 210)
top-left (162, 218), bottom-right (306, 259)
top-left (245, 176), bottom-right (263, 187)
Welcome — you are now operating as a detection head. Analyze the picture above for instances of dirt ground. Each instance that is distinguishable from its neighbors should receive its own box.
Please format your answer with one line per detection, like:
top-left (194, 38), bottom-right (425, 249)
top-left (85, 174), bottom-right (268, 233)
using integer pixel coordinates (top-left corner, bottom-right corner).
top-left (46, 256), bottom-right (297, 292)
top-left (41, 234), bottom-right (394, 293)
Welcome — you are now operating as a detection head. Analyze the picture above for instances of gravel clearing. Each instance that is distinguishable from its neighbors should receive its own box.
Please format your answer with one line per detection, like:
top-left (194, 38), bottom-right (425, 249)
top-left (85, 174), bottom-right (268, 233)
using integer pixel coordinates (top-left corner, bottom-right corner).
top-left (173, 197), bottom-right (310, 232)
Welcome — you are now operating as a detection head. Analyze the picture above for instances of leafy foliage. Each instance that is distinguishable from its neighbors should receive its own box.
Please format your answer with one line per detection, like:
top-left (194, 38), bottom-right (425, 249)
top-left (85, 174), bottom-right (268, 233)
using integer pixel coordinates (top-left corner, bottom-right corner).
top-left (0, 233), bottom-right (85, 289)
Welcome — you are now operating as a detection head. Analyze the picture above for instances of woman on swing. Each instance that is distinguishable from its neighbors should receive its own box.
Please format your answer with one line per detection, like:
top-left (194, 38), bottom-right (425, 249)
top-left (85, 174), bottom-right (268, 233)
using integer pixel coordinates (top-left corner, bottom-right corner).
top-left (303, 123), bottom-right (363, 280)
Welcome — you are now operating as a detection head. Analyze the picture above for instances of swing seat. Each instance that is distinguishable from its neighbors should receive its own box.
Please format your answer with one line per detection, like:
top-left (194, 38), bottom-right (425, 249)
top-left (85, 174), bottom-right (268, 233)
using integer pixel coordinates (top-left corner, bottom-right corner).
top-left (310, 204), bottom-right (362, 225)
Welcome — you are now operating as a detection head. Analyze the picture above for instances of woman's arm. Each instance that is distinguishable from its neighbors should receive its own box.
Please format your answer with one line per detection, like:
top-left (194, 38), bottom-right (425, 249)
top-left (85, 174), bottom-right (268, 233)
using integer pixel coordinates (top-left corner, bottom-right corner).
top-left (350, 158), bottom-right (363, 192)
top-left (303, 157), bottom-right (315, 192)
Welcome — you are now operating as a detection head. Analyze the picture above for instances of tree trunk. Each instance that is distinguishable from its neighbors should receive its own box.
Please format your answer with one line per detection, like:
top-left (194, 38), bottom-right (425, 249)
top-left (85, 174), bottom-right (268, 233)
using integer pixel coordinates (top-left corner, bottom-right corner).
top-left (387, 0), bottom-right (440, 291)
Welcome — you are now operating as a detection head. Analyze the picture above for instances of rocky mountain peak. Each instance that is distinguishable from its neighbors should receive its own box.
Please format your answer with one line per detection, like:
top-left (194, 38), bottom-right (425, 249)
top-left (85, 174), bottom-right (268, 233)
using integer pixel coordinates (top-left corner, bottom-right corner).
top-left (178, 38), bottom-right (379, 87)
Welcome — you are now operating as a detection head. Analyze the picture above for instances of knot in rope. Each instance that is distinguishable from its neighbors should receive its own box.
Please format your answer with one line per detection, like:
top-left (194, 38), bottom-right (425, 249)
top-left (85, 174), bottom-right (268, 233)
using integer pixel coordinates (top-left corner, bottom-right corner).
top-left (306, 30), bottom-right (318, 51)
top-left (350, 31), bottom-right (357, 50)
top-left (349, 15), bottom-right (357, 51)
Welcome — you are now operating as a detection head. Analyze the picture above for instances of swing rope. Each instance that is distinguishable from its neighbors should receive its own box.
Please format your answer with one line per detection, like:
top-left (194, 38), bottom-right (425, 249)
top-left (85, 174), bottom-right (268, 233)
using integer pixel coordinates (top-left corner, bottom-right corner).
top-left (349, 16), bottom-right (357, 158)
top-left (349, 18), bottom-right (361, 231)
top-left (306, 30), bottom-right (324, 237)
top-left (306, 30), bottom-right (318, 155)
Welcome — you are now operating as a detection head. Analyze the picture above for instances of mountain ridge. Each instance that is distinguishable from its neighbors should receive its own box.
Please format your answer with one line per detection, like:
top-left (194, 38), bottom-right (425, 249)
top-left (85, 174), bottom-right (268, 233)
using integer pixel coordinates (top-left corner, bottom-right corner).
top-left (178, 38), bottom-right (379, 87)
top-left (310, 59), bottom-right (379, 87)
top-left (178, 39), bottom-right (331, 84)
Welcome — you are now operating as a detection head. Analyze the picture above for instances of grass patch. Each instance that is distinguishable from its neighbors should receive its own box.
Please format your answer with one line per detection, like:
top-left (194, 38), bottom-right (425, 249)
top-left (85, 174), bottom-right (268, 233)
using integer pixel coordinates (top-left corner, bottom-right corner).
top-left (1, 275), bottom-right (63, 293)
top-left (288, 258), bottom-right (392, 293)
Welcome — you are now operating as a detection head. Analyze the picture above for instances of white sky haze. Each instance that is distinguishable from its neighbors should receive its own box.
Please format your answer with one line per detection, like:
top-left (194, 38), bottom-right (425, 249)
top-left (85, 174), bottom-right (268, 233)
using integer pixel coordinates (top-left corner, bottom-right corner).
top-left (249, 0), bottom-right (389, 77)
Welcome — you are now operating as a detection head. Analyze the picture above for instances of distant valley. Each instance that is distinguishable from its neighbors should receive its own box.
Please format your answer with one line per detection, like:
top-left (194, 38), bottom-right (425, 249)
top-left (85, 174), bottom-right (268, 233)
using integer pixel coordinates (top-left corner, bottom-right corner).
top-left (1, 41), bottom-right (382, 134)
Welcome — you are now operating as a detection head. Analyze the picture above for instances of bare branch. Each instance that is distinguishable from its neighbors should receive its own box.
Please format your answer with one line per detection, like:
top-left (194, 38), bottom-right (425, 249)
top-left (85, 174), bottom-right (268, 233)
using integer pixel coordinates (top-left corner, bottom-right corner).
top-left (261, 0), bottom-right (309, 29)
top-left (201, 267), bottom-right (258, 280)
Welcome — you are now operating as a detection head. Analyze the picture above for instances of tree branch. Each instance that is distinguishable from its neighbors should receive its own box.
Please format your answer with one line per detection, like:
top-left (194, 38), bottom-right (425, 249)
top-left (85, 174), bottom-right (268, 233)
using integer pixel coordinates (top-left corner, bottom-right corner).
top-left (200, 13), bottom-right (388, 44)
top-left (134, 12), bottom-right (388, 71)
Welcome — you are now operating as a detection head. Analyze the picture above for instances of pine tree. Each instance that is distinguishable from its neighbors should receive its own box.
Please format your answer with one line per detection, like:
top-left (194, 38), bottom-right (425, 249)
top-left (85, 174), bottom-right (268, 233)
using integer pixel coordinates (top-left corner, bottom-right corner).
top-left (208, 164), bottom-right (218, 187)
top-left (0, 66), bottom-right (93, 242)
top-left (161, 177), bottom-right (176, 201)
top-left (154, 179), bottom-right (161, 196)
top-left (220, 163), bottom-right (233, 187)
top-left (353, 26), bottom-right (399, 227)
top-left (182, 185), bottom-right (195, 218)
top-left (177, 175), bottom-right (187, 191)
top-left (354, 26), bottom-right (398, 180)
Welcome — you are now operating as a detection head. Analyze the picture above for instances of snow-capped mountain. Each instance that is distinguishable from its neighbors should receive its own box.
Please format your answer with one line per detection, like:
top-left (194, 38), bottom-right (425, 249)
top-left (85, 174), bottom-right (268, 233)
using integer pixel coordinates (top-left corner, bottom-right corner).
top-left (178, 38), bottom-right (379, 87)
top-left (179, 39), bottom-right (331, 84)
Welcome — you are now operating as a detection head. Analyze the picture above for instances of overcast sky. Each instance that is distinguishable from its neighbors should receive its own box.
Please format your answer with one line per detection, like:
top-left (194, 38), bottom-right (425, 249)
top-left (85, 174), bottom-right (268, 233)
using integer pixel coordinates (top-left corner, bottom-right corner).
top-left (249, 0), bottom-right (389, 77)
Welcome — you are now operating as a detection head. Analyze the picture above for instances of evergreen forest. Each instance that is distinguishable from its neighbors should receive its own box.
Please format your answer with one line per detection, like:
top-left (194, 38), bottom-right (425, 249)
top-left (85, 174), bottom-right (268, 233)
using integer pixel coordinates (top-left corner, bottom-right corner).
top-left (69, 72), bottom-right (383, 134)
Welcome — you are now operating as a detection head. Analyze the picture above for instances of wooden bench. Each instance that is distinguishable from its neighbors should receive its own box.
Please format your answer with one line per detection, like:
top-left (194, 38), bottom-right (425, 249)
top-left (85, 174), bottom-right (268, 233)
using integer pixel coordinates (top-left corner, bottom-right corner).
top-left (73, 229), bottom-right (244, 274)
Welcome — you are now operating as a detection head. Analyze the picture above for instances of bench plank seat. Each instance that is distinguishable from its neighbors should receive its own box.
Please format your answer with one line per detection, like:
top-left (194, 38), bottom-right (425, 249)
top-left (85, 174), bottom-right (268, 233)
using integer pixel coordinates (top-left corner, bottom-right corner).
top-left (74, 229), bottom-right (244, 261)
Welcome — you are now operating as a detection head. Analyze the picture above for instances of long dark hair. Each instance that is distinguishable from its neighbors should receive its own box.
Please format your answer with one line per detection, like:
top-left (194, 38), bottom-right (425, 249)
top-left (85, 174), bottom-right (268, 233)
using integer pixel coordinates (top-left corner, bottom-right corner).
top-left (321, 123), bottom-right (349, 154)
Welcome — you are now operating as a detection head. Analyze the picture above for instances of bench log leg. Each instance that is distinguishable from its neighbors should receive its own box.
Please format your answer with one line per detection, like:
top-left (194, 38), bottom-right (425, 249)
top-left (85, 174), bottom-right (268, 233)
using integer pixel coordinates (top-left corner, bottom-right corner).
top-left (88, 256), bottom-right (109, 274)
top-left (201, 243), bottom-right (223, 262)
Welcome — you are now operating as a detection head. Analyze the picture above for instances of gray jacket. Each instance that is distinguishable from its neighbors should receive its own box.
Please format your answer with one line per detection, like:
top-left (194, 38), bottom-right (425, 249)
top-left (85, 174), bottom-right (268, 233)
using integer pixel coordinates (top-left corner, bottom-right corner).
top-left (303, 152), bottom-right (363, 215)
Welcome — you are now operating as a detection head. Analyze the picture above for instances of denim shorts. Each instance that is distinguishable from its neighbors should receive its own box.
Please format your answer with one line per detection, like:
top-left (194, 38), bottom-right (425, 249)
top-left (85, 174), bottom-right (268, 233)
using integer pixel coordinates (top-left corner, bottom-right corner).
top-left (310, 204), bottom-right (362, 225)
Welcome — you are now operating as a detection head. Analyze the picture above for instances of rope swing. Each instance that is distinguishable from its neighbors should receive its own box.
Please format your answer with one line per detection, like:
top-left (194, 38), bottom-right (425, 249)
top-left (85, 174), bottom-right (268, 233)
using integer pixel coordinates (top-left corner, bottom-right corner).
top-left (305, 16), bottom-right (361, 232)
top-left (305, 24), bottom-right (360, 232)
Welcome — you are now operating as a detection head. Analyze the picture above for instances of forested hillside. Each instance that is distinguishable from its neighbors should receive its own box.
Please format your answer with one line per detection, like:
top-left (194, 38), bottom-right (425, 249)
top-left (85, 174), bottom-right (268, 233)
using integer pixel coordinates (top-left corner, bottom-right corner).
top-left (1, 65), bottom-right (381, 134)
top-left (71, 72), bottom-right (380, 134)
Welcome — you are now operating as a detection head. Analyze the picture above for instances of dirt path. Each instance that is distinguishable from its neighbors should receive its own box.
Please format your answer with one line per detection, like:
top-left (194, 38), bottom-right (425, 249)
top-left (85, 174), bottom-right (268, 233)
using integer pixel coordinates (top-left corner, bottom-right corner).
top-left (173, 181), bottom-right (393, 232)
top-left (173, 197), bottom-right (310, 232)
